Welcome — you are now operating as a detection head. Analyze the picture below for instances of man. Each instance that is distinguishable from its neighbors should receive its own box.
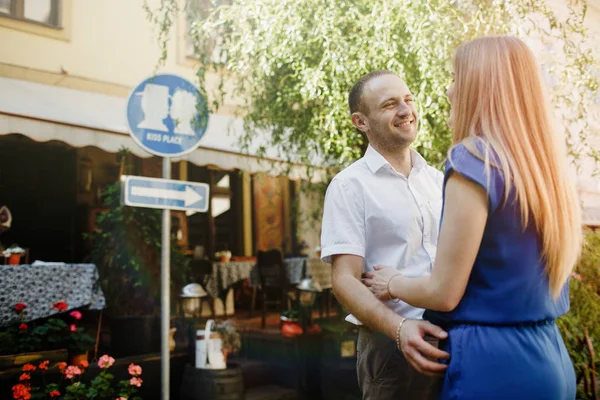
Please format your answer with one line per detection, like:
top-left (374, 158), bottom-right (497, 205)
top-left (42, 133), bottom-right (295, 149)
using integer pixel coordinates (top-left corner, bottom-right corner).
top-left (320, 70), bottom-right (449, 399)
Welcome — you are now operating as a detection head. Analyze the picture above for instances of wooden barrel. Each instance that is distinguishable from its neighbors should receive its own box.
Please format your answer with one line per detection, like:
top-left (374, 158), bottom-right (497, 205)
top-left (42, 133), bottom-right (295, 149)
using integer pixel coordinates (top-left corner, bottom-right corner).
top-left (180, 363), bottom-right (244, 400)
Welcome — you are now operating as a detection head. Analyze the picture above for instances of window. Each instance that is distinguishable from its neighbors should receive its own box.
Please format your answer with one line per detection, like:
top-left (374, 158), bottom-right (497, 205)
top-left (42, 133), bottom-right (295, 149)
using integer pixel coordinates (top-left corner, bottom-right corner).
top-left (211, 170), bottom-right (233, 253)
top-left (185, 0), bottom-right (228, 63)
top-left (0, 0), bottom-right (61, 27)
top-left (187, 165), bottom-right (243, 258)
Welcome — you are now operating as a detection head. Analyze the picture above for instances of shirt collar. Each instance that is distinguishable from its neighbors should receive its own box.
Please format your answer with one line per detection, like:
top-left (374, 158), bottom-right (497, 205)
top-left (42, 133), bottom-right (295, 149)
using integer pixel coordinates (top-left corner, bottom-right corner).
top-left (364, 145), bottom-right (428, 174)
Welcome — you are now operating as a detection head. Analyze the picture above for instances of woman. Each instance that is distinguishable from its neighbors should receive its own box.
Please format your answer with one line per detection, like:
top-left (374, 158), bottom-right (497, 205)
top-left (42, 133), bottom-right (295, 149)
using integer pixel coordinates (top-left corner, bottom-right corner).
top-left (364, 35), bottom-right (581, 399)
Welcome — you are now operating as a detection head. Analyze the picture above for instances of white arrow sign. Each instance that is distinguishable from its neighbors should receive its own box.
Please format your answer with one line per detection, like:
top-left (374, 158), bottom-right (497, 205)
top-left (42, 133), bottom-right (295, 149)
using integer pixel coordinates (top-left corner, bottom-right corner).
top-left (131, 185), bottom-right (203, 207)
top-left (122, 176), bottom-right (209, 212)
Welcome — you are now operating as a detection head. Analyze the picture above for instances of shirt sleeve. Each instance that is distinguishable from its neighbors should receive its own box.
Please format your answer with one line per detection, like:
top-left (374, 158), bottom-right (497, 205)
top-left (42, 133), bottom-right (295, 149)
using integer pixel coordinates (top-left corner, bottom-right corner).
top-left (320, 178), bottom-right (366, 264)
top-left (445, 143), bottom-right (505, 213)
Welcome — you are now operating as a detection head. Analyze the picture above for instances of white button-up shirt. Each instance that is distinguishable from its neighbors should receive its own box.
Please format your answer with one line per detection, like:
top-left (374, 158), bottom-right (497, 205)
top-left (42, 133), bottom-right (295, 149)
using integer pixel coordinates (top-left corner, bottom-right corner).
top-left (321, 145), bottom-right (443, 321)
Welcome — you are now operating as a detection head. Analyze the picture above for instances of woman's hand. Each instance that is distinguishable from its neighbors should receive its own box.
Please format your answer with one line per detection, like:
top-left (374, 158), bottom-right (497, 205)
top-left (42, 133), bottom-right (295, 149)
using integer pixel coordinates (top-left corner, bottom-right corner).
top-left (363, 265), bottom-right (401, 301)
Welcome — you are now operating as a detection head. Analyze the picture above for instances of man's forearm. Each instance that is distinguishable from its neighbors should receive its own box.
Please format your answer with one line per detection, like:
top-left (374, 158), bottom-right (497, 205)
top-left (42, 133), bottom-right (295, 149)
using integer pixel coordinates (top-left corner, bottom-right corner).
top-left (334, 273), bottom-right (402, 339)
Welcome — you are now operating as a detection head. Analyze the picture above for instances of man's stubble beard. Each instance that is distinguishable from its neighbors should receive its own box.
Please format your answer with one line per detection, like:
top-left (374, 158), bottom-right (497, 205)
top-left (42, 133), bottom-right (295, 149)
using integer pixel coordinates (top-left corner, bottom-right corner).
top-left (369, 123), bottom-right (416, 153)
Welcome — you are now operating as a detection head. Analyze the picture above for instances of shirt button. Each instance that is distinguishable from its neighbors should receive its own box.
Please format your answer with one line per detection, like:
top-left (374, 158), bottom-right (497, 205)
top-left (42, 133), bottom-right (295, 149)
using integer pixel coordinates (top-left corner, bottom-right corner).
top-left (424, 231), bottom-right (428, 238)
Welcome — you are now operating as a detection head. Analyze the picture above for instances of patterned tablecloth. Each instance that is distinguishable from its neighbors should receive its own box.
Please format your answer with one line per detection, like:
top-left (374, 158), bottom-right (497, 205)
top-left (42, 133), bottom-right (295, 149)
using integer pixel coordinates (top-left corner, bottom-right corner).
top-left (205, 261), bottom-right (255, 299)
top-left (0, 263), bottom-right (105, 327)
top-left (204, 257), bottom-right (310, 299)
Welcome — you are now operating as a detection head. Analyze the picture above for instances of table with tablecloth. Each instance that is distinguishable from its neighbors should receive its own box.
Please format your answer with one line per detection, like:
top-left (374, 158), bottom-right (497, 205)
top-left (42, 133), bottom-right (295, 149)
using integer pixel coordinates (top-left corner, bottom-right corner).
top-left (0, 263), bottom-right (105, 327)
top-left (204, 257), bottom-right (310, 299)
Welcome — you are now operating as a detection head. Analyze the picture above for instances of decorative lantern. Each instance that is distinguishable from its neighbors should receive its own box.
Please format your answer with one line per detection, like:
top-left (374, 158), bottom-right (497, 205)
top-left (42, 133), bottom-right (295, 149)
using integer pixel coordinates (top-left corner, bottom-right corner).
top-left (180, 283), bottom-right (208, 319)
top-left (297, 277), bottom-right (322, 307)
top-left (296, 277), bottom-right (322, 329)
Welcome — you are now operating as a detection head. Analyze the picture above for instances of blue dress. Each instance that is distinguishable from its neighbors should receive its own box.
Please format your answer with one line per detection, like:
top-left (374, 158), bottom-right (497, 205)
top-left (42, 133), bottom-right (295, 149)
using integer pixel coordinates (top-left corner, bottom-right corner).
top-left (424, 143), bottom-right (576, 400)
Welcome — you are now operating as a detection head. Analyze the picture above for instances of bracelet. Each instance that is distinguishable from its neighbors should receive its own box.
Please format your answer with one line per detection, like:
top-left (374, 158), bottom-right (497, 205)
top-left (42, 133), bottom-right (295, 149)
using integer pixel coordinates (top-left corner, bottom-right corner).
top-left (395, 317), bottom-right (407, 351)
top-left (387, 274), bottom-right (401, 303)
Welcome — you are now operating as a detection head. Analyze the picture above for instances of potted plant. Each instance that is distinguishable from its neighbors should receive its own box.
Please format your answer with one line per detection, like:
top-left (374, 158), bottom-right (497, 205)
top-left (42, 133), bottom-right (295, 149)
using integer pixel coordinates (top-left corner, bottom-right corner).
top-left (11, 354), bottom-right (143, 400)
top-left (0, 302), bottom-right (79, 370)
top-left (215, 250), bottom-right (232, 262)
top-left (65, 310), bottom-right (95, 365)
top-left (214, 320), bottom-right (241, 363)
top-left (87, 149), bottom-right (190, 357)
top-left (280, 308), bottom-right (303, 338)
top-left (3, 245), bottom-right (25, 265)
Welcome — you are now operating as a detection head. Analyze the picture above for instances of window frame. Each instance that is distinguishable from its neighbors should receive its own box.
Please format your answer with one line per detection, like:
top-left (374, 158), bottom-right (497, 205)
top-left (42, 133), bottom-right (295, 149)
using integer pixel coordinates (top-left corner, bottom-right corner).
top-left (0, 0), bottom-right (61, 29)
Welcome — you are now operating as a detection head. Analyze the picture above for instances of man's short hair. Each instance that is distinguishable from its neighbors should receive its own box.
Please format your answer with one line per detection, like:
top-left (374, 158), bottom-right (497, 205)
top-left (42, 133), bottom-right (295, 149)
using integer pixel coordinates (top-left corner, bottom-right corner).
top-left (348, 70), bottom-right (397, 115)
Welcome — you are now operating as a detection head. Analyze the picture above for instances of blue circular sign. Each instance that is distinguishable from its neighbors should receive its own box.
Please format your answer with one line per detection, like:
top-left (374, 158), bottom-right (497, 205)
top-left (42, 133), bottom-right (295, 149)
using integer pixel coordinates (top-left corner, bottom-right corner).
top-left (126, 74), bottom-right (209, 157)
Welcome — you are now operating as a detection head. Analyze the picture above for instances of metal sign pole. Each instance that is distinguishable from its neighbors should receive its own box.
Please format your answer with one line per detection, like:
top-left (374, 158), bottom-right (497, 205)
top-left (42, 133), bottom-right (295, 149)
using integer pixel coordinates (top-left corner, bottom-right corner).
top-left (125, 74), bottom-right (210, 399)
top-left (161, 156), bottom-right (171, 400)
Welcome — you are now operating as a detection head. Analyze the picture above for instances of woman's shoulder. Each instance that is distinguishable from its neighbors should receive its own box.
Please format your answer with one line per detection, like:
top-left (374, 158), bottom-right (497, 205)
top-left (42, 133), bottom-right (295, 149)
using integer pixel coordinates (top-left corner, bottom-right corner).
top-left (445, 138), bottom-right (506, 212)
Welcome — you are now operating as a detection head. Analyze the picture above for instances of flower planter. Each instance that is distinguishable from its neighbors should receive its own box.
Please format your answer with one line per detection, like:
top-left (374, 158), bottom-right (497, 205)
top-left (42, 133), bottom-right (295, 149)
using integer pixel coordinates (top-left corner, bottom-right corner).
top-left (0, 349), bottom-right (68, 371)
top-left (8, 254), bottom-right (21, 265)
top-left (281, 321), bottom-right (303, 338)
top-left (68, 351), bottom-right (89, 366)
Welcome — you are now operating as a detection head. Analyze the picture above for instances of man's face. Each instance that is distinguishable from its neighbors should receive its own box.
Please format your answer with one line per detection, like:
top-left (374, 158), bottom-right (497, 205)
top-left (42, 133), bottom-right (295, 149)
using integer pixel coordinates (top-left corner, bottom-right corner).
top-left (356, 75), bottom-right (419, 149)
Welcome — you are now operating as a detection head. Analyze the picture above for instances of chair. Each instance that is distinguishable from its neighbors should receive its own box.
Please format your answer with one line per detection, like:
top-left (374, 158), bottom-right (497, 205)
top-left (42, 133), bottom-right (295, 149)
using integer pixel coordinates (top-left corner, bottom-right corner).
top-left (253, 249), bottom-right (289, 329)
top-left (188, 258), bottom-right (215, 318)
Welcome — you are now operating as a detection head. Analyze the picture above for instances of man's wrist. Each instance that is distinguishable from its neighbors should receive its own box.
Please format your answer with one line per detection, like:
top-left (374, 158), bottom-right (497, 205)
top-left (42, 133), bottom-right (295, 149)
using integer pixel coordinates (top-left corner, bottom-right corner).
top-left (384, 313), bottom-right (404, 339)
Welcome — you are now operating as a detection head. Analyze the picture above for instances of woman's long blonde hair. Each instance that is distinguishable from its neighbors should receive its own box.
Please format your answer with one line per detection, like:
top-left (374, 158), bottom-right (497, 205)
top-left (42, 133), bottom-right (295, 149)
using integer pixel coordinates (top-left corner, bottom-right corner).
top-left (450, 35), bottom-right (582, 299)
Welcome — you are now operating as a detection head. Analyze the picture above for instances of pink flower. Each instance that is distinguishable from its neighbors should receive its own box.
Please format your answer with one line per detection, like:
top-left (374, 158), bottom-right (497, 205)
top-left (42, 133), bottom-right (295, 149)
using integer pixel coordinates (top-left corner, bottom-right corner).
top-left (69, 324), bottom-right (77, 332)
top-left (64, 365), bottom-right (82, 379)
top-left (98, 354), bottom-right (115, 369)
top-left (571, 272), bottom-right (583, 282)
top-left (70, 310), bottom-right (82, 320)
top-left (129, 377), bottom-right (143, 387)
top-left (128, 363), bottom-right (142, 376)
top-left (116, 398), bottom-right (127, 400)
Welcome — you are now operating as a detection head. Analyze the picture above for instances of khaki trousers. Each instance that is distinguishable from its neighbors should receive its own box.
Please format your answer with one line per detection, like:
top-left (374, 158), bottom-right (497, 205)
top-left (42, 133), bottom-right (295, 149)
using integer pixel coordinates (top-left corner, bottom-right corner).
top-left (357, 327), bottom-right (443, 400)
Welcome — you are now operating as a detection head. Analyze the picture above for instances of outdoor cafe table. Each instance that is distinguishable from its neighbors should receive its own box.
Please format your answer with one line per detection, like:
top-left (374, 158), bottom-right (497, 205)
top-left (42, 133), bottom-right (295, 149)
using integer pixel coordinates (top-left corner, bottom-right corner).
top-left (0, 263), bottom-right (105, 327)
top-left (203, 257), bottom-right (333, 298)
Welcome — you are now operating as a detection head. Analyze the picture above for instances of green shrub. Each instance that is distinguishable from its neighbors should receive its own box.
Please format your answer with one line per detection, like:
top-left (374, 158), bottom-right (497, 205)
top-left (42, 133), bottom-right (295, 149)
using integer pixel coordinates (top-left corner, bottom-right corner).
top-left (558, 228), bottom-right (600, 399)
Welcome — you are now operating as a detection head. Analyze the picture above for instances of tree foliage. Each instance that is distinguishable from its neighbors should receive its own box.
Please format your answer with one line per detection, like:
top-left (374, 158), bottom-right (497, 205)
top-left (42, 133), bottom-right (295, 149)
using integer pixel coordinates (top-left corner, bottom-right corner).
top-left (145, 0), bottom-right (598, 174)
top-left (557, 229), bottom-right (600, 399)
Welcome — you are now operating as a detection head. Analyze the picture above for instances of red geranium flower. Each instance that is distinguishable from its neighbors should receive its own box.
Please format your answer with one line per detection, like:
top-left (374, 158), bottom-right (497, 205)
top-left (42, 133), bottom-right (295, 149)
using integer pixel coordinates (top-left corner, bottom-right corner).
top-left (12, 383), bottom-right (31, 400)
top-left (49, 390), bottom-right (61, 398)
top-left (15, 303), bottom-right (26, 312)
top-left (19, 323), bottom-right (27, 331)
top-left (18, 373), bottom-right (30, 381)
top-left (38, 360), bottom-right (49, 371)
top-left (52, 301), bottom-right (68, 312)
top-left (22, 364), bottom-right (36, 372)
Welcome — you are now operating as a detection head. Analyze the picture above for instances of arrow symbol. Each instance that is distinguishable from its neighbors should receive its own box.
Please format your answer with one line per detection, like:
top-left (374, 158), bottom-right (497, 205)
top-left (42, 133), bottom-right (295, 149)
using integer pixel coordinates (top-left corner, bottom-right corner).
top-left (131, 185), bottom-right (203, 207)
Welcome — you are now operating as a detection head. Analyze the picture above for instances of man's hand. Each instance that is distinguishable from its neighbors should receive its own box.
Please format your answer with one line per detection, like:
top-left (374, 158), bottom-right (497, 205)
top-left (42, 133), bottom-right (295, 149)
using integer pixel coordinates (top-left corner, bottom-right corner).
top-left (399, 319), bottom-right (450, 377)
